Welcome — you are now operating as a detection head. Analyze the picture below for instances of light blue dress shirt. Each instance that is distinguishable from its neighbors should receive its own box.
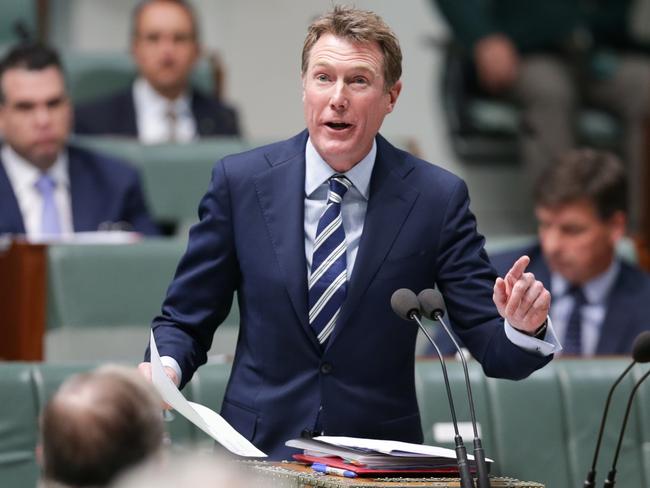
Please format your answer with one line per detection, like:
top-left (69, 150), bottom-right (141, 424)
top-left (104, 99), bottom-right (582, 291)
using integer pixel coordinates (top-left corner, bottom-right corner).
top-left (551, 260), bottom-right (620, 356)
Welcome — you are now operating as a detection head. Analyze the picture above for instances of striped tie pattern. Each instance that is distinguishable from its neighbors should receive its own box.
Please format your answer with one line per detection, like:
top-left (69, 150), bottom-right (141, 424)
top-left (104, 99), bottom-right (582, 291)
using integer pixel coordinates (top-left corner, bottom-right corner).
top-left (309, 175), bottom-right (352, 344)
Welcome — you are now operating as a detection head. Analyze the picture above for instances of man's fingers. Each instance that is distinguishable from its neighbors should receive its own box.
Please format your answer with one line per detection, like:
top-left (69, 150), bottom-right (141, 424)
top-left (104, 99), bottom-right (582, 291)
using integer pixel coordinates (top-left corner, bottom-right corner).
top-left (137, 362), bottom-right (153, 381)
top-left (504, 255), bottom-right (530, 289)
top-left (493, 277), bottom-right (507, 314)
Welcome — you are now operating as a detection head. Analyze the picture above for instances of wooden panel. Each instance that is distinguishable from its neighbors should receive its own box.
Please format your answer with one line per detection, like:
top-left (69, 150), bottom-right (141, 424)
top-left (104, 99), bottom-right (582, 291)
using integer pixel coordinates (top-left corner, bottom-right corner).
top-left (0, 240), bottom-right (47, 360)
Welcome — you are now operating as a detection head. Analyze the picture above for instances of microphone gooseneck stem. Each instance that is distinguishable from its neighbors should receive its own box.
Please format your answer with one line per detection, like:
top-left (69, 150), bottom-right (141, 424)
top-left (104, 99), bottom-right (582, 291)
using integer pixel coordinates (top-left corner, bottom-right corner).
top-left (412, 313), bottom-right (475, 488)
top-left (583, 361), bottom-right (635, 488)
top-left (603, 368), bottom-right (650, 488)
top-left (434, 312), bottom-right (479, 437)
top-left (412, 313), bottom-right (460, 433)
top-left (435, 311), bottom-right (491, 488)
top-left (455, 434), bottom-right (476, 488)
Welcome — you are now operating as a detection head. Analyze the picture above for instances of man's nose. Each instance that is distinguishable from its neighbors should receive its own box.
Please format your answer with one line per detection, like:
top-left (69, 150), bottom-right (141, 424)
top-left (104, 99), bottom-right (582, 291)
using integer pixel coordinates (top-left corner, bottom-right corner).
top-left (33, 106), bottom-right (52, 127)
top-left (541, 229), bottom-right (561, 255)
top-left (329, 82), bottom-right (349, 111)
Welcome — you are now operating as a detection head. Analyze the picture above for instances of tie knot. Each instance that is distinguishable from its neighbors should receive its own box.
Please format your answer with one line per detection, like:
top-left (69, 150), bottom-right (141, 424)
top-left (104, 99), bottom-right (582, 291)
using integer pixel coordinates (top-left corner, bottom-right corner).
top-left (328, 175), bottom-right (351, 203)
top-left (34, 173), bottom-right (56, 195)
top-left (568, 285), bottom-right (588, 306)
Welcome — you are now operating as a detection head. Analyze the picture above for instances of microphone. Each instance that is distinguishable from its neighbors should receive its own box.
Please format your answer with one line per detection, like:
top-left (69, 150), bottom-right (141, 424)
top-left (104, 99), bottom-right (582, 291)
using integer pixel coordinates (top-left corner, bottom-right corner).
top-left (417, 288), bottom-right (491, 488)
top-left (390, 288), bottom-right (475, 488)
top-left (583, 331), bottom-right (650, 488)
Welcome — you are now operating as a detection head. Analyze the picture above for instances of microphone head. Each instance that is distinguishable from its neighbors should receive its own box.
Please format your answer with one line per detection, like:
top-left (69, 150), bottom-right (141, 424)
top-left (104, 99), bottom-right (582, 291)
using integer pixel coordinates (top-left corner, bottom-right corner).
top-left (390, 288), bottom-right (421, 321)
top-left (417, 288), bottom-right (446, 320)
top-left (632, 331), bottom-right (650, 363)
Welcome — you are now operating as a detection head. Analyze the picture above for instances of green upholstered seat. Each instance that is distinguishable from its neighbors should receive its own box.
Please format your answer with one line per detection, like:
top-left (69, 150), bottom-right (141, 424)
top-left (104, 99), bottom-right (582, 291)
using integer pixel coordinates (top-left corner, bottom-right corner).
top-left (46, 240), bottom-right (186, 329)
top-left (62, 52), bottom-right (215, 104)
top-left (69, 137), bottom-right (250, 228)
top-left (0, 363), bottom-right (39, 488)
top-left (485, 364), bottom-right (571, 486)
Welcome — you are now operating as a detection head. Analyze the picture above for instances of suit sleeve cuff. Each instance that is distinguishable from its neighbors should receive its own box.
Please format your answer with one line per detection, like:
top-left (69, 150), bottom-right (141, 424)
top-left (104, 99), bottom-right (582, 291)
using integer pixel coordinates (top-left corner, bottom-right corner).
top-left (504, 317), bottom-right (562, 356)
top-left (160, 356), bottom-right (183, 385)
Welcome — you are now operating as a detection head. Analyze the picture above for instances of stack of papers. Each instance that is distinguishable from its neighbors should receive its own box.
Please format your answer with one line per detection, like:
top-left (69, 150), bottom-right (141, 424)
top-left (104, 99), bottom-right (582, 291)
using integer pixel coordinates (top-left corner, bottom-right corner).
top-left (286, 436), bottom-right (492, 476)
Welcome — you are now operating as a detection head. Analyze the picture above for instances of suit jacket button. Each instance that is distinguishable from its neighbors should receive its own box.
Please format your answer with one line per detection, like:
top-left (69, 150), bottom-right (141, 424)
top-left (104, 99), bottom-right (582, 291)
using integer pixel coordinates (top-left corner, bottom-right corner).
top-left (320, 362), bottom-right (333, 375)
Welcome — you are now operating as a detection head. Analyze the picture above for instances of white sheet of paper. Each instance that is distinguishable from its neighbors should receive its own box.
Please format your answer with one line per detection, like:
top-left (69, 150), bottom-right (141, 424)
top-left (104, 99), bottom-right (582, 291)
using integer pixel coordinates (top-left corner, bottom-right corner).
top-left (316, 436), bottom-right (493, 462)
top-left (149, 331), bottom-right (266, 457)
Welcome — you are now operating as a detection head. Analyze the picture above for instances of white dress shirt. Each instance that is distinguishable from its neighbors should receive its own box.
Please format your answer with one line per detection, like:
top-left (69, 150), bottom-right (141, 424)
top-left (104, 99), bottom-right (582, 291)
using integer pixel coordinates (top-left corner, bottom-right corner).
top-left (132, 77), bottom-right (196, 144)
top-left (550, 260), bottom-right (620, 356)
top-left (1, 145), bottom-right (74, 237)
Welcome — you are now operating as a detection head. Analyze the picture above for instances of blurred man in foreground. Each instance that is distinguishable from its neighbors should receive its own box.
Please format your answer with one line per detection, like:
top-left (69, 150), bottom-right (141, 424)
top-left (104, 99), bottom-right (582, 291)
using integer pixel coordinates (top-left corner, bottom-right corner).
top-left (75, 0), bottom-right (239, 142)
top-left (0, 43), bottom-right (159, 237)
top-left (38, 365), bottom-right (164, 488)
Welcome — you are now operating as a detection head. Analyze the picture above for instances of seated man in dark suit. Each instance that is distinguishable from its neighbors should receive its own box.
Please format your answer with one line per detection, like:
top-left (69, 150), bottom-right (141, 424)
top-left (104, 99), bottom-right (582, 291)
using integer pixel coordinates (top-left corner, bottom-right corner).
top-left (0, 43), bottom-right (159, 237)
top-left (490, 149), bottom-right (650, 356)
top-left (74, 0), bottom-right (240, 142)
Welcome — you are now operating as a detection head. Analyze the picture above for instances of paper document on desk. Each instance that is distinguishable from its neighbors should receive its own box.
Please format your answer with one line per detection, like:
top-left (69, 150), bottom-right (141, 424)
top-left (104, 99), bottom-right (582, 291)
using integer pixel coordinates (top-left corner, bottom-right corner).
top-left (149, 331), bottom-right (266, 457)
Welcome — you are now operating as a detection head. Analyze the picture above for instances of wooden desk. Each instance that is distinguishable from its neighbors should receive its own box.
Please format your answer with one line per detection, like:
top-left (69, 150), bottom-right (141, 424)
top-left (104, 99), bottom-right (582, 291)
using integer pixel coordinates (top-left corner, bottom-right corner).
top-left (243, 462), bottom-right (544, 487)
top-left (0, 240), bottom-right (47, 360)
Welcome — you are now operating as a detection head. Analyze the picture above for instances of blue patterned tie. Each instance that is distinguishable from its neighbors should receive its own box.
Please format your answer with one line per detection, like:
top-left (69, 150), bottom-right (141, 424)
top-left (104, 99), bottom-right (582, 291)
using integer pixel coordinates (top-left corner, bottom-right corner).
top-left (309, 175), bottom-right (352, 345)
top-left (564, 286), bottom-right (587, 355)
top-left (34, 173), bottom-right (61, 235)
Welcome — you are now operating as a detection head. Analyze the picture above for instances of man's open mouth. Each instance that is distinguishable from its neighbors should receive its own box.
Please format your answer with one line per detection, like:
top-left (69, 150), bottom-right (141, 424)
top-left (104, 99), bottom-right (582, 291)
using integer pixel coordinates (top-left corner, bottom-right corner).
top-left (325, 122), bottom-right (352, 130)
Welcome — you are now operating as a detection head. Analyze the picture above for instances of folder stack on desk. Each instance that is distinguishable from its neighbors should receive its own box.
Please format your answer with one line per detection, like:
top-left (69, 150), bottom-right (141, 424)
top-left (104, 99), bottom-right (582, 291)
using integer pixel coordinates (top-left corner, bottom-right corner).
top-left (286, 436), bottom-right (492, 477)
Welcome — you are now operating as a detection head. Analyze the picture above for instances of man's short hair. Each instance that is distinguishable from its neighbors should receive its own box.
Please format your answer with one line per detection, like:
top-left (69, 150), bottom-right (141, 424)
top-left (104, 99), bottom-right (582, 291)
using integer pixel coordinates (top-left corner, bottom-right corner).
top-left (131, 0), bottom-right (200, 41)
top-left (0, 43), bottom-right (63, 103)
top-left (301, 5), bottom-right (402, 90)
top-left (40, 365), bottom-right (164, 487)
top-left (533, 148), bottom-right (628, 219)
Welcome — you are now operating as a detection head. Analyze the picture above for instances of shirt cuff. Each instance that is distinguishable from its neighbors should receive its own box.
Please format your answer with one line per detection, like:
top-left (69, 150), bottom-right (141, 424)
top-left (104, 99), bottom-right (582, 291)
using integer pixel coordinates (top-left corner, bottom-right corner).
top-left (160, 356), bottom-right (182, 385)
top-left (504, 317), bottom-right (562, 356)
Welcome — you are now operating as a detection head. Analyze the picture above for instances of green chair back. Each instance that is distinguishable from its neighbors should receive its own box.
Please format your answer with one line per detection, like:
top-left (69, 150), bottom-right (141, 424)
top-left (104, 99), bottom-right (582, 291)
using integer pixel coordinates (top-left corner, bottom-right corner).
top-left (70, 137), bottom-right (250, 228)
top-left (63, 52), bottom-right (215, 104)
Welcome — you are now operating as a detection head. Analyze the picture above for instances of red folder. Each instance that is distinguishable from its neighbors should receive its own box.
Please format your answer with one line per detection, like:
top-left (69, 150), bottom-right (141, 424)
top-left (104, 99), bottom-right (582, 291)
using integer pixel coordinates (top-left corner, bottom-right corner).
top-left (293, 453), bottom-right (465, 477)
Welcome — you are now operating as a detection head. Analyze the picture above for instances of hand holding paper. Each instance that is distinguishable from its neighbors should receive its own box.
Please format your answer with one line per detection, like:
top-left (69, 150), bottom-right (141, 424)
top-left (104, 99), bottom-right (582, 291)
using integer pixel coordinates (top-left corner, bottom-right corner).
top-left (149, 331), bottom-right (266, 457)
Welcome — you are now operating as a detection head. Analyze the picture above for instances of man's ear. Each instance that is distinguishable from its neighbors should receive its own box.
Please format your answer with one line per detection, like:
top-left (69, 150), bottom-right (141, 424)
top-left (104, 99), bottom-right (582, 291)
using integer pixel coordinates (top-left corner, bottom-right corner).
top-left (608, 210), bottom-right (627, 242)
top-left (385, 80), bottom-right (402, 114)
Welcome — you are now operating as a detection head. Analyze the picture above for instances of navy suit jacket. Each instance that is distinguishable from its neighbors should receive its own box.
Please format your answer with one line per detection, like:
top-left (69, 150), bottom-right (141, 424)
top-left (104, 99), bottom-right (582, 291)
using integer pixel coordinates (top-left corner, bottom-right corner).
top-left (150, 131), bottom-right (551, 459)
top-left (74, 85), bottom-right (240, 137)
top-left (0, 145), bottom-right (159, 236)
top-left (490, 243), bottom-right (650, 354)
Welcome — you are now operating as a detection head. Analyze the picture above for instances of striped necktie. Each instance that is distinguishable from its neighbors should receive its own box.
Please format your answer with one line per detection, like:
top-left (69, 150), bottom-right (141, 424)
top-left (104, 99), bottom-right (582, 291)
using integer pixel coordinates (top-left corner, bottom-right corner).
top-left (34, 173), bottom-right (61, 236)
top-left (308, 175), bottom-right (352, 345)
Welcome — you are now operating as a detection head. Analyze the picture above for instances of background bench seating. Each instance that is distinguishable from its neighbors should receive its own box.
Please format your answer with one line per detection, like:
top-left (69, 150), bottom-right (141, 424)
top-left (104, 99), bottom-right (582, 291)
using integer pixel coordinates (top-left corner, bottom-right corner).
top-left (0, 359), bottom-right (648, 487)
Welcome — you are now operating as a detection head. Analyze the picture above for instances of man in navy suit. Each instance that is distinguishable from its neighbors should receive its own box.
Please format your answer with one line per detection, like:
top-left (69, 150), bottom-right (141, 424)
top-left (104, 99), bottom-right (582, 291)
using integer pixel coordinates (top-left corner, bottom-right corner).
top-left (74, 0), bottom-right (239, 142)
top-left (491, 149), bottom-right (650, 356)
top-left (0, 43), bottom-right (158, 237)
top-left (139, 6), bottom-right (560, 459)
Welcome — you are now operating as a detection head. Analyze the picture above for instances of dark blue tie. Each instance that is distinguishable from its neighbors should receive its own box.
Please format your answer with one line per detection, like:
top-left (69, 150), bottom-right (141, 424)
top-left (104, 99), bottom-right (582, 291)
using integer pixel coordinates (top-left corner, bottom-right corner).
top-left (308, 175), bottom-right (351, 345)
top-left (564, 286), bottom-right (587, 355)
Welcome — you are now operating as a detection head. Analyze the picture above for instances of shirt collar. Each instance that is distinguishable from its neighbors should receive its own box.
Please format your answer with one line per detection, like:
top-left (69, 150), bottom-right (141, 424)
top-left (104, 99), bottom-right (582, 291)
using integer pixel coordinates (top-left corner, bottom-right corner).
top-left (551, 259), bottom-right (621, 304)
top-left (1, 144), bottom-right (69, 192)
top-left (133, 77), bottom-right (192, 116)
top-left (304, 137), bottom-right (375, 199)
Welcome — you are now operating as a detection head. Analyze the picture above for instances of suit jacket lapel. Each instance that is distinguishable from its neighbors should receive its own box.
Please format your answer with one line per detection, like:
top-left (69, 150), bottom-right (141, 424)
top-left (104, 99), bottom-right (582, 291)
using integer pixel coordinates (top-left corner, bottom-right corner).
top-left (328, 135), bottom-right (419, 347)
top-left (68, 147), bottom-right (100, 231)
top-left (0, 158), bottom-right (26, 234)
top-left (597, 265), bottom-right (631, 354)
top-left (253, 132), bottom-right (318, 350)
